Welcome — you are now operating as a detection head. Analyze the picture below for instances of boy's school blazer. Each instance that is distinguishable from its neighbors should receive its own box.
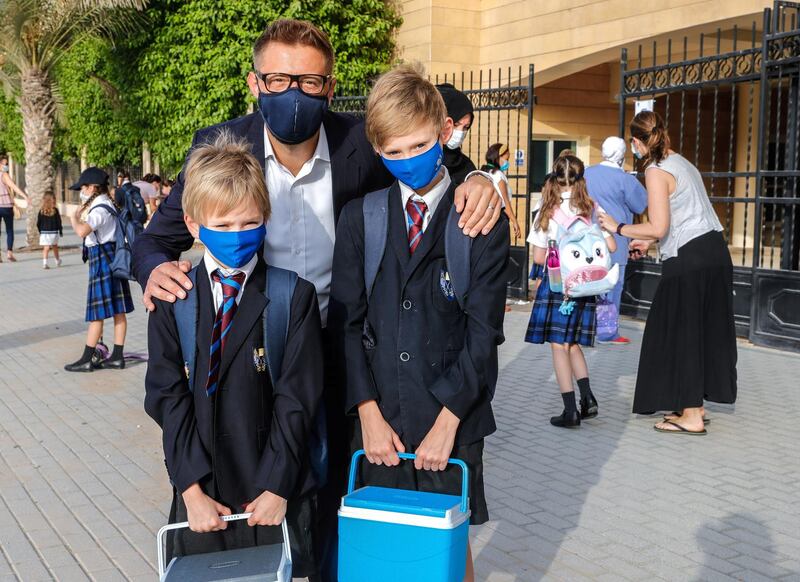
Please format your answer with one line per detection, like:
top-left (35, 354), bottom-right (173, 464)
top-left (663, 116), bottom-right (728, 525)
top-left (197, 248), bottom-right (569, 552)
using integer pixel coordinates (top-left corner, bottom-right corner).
top-left (144, 256), bottom-right (324, 508)
top-left (329, 181), bottom-right (510, 447)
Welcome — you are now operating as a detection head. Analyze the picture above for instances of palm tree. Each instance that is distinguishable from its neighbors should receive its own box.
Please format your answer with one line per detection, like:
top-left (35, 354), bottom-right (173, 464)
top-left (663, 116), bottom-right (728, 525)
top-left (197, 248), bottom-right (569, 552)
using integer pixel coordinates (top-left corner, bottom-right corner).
top-left (0, 0), bottom-right (145, 245)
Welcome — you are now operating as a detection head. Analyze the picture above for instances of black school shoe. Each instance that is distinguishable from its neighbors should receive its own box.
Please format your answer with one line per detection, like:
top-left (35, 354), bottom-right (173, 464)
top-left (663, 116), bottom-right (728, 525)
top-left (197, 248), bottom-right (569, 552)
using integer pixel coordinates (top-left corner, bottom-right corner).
top-left (550, 410), bottom-right (581, 428)
top-left (580, 394), bottom-right (599, 419)
top-left (64, 359), bottom-right (97, 373)
top-left (102, 357), bottom-right (125, 370)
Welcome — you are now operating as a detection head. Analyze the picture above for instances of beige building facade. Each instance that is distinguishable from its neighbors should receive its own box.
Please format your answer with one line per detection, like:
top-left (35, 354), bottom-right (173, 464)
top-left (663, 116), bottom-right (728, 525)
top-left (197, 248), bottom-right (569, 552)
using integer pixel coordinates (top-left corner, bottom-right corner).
top-left (397, 0), bottom-right (770, 162)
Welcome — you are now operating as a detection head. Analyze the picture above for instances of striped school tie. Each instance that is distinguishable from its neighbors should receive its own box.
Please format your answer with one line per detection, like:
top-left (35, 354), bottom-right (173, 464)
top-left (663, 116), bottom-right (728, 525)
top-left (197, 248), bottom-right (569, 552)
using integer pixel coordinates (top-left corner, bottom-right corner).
top-left (205, 270), bottom-right (246, 396)
top-left (406, 197), bottom-right (428, 255)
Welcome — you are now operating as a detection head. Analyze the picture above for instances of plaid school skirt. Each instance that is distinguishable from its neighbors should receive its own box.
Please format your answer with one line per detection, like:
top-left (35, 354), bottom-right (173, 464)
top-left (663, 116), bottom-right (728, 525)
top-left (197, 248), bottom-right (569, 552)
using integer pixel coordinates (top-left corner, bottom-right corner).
top-left (525, 269), bottom-right (596, 347)
top-left (85, 243), bottom-right (134, 322)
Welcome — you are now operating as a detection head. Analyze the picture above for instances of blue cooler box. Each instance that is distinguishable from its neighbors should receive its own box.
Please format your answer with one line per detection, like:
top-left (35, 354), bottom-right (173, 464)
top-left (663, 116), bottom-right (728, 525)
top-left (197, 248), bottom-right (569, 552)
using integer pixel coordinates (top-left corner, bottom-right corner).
top-left (338, 450), bottom-right (470, 582)
top-left (156, 513), bottom-right (292, 582)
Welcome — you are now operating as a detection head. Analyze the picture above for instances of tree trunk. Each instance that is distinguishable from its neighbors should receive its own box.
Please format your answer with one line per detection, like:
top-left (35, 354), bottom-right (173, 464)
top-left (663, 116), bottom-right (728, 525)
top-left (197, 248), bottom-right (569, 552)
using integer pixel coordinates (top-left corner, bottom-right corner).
top-left (20, 68), bottom-right (56, 247)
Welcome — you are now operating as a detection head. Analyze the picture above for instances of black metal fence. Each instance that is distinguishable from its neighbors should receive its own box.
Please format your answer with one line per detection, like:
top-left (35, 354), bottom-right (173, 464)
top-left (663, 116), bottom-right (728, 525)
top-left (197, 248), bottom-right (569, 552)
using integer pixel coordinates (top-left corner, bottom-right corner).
top-left (331, 65), bottom-right (536, 299)
top-left (618, 0), bottom-right (800, 351)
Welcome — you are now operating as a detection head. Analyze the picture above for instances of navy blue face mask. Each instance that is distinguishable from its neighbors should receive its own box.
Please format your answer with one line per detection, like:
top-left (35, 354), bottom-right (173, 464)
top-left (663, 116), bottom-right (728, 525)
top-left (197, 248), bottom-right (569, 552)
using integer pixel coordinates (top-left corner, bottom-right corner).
top-left (257, 88), bottom-right (329, 145)
top-left (380, 141), bottom-right (444, 191)
top-left (199, 224), bottom-right (266, 269)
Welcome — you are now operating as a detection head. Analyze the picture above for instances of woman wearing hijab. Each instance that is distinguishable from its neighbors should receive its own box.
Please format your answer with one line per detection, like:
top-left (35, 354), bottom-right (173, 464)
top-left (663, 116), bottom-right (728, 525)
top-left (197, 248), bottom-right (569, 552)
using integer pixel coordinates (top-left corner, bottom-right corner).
top-left (584, 136), bottom-right (649, 345)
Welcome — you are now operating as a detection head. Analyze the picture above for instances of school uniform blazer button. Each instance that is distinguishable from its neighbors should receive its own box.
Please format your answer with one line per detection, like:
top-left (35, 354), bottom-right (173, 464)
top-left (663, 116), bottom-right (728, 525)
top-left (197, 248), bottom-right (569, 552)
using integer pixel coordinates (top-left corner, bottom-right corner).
top-left (402, 299), bottom-right (412, 310)
top-left (399, 351), bottom-right (410, 362)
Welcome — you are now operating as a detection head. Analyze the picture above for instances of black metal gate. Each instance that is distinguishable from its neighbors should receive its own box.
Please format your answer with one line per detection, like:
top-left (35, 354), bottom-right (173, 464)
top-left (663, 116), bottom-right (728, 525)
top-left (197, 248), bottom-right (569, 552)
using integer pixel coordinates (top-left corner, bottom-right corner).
top-left (618, 1), bottom-right (800, 351)
top-left (331, 65), bottom-right (536, 299)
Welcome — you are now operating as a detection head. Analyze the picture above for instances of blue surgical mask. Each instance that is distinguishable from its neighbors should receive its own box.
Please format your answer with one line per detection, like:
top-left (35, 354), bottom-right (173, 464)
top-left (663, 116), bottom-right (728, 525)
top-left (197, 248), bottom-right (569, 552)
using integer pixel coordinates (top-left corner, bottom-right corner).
top-left (258, 88), bottom-right (328, 145)
top-left (500, 160), bottom-right (510, 172)
top-left (380, 141), bottom-right (443, 191)
top-left (199, 224), bottom-right (266, 269)
top-left (631, 141), bottom-right (643, 160)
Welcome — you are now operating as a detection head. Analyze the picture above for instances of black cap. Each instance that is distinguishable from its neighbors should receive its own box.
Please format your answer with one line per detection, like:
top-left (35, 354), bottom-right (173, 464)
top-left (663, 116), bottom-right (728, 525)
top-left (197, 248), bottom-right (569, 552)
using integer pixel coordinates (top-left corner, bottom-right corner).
top-left (436, 83), bottom-right (474, 124)
top-left (69, 167), bottom-right (109, 191)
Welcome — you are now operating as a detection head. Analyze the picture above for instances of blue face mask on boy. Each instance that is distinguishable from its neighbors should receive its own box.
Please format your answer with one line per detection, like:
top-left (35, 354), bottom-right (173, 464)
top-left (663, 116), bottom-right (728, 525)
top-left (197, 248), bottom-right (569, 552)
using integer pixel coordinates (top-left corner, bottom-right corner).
top-left (380, 141), bottom-right (443, 191)
top-left (199, 224), bottom-right (266, 269)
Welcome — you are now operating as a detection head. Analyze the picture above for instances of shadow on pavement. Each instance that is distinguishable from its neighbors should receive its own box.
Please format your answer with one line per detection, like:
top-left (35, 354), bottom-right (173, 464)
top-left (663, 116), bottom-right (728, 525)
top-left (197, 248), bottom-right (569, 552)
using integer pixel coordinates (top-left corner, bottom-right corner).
top-left (473, 315), bottom-right (641, 581)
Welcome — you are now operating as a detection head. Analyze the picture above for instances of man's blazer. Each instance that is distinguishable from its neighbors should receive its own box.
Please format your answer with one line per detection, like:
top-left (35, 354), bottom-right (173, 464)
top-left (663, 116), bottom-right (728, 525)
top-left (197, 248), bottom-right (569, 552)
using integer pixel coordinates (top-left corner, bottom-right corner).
top-left (132, 111), bottom-right (393, 288)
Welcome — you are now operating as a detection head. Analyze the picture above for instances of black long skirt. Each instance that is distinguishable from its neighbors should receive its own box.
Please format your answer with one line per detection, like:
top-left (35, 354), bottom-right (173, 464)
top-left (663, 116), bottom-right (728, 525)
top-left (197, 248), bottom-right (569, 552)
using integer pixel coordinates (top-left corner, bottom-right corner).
top-left (632, 231), bottom-right (738, 413)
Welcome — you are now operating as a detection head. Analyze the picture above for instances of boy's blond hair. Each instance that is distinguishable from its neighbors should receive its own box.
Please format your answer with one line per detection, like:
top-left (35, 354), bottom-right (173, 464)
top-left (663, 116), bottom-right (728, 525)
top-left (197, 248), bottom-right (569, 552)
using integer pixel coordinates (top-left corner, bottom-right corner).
top-left (365, 64), bottom-right (447, 149)
top-left (183, 131), bottom-right (270, 223)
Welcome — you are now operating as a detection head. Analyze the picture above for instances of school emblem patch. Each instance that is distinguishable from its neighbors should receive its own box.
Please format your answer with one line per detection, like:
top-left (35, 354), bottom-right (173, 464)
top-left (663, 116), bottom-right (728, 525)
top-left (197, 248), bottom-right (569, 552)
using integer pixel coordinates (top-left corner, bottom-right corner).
top-left (440, 268), bottom-right (456, 301)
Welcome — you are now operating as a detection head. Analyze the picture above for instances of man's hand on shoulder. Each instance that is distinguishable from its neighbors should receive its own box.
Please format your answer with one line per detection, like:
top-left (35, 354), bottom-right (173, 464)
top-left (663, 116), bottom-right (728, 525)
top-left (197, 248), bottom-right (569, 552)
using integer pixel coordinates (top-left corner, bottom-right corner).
top-left (454, 173), bottom-right (503, 237)
top-left (143, 260), bottom-right (194, 311)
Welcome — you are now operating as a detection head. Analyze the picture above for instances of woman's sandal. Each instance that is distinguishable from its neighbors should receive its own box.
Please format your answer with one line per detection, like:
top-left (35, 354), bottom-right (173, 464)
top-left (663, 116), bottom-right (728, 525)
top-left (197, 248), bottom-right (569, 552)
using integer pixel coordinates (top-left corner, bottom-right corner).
top-left (654, 420), bottom-right (707, 436)
top-left (664, 411), bottom-right (710, 425)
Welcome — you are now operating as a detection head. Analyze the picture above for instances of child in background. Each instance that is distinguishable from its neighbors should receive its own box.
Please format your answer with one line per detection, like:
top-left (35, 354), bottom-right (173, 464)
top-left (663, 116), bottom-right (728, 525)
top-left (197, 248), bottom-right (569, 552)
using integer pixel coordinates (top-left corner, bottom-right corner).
top-left (37, 193), bottom-right (63, 269)
top-left (525, 155), bottom-right (617, 428)
top-left (65, 168), bottom-right (133, 372)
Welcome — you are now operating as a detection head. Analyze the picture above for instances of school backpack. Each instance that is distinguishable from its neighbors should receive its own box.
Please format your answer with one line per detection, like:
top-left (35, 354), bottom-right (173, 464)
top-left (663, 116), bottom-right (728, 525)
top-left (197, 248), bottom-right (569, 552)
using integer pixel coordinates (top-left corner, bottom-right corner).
top-left (362, 187), bottom-right (472, 308)
top-left (117, 182), bottom-right (147, 231)
top-left (89, 203), bottom-right (138, 281)
top-left (551, 206), bottom-right (619, 299)
top-left (173, 265), bottom-right (329, 487)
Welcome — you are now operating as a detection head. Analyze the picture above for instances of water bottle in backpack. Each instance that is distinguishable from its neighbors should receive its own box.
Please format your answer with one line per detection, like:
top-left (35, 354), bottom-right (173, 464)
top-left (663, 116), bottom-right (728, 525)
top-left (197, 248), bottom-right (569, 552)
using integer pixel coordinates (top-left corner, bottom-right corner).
top-left (546, 239), bottom-right (563, 292)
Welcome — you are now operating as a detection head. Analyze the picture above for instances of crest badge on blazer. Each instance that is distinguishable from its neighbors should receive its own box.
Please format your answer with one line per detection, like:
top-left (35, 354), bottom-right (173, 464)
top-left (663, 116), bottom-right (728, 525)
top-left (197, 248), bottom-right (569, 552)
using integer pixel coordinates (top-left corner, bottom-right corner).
top-left (253, 347), bottom-right (266, 373)
top-left (440, 268), bottom-right (456, 301)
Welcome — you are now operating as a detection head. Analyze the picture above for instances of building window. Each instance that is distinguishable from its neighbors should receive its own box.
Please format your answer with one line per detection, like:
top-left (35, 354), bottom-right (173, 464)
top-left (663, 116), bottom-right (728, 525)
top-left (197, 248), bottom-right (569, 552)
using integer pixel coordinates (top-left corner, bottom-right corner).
top-left (531, 139), bottom-right (577, 192)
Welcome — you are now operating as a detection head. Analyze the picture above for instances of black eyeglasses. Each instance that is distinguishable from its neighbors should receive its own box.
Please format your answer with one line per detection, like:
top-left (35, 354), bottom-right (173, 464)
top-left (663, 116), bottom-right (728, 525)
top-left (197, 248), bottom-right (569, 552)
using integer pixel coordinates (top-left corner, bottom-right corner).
top-left (255, 72), bottom-right (332, 96)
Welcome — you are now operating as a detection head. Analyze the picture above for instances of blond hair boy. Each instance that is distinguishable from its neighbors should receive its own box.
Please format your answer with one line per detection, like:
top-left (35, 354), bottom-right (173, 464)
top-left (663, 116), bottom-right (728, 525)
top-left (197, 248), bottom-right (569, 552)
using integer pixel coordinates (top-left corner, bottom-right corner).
top-left (330, 65), bottom-right (510, 581)
top-left (144, 132), bottom-right (324, 577)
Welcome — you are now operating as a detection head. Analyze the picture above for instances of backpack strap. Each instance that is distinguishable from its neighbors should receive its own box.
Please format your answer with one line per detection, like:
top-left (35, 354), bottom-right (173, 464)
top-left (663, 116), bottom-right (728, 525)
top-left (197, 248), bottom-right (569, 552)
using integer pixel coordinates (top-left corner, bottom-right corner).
top-left (262, 265), bottom-right (297, 384)
top-left (362, 188), bottom-right (391, 302)
top-left (173, 268), bottom-right (200, 391)
top-left (444, 205), bottom-right (472, 310)
top-left (262, 265), bottom-right (328, 487)
top-left (92, 203), bottom-right (117, 217)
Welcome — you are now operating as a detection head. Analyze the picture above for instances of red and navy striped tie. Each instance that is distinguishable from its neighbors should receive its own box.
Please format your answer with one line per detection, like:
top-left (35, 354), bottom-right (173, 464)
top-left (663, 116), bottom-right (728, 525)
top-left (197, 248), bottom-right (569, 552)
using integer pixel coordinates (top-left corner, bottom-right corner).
top-left (205, 270), bottom-right (246, 396)
top-left (406, 198), bottom-right (428, 255)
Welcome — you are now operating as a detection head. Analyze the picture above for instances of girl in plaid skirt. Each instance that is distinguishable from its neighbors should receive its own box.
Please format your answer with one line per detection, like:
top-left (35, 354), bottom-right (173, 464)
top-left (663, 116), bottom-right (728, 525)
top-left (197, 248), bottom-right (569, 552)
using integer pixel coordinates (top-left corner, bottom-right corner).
top-left (525, 155), bottom-right (617, 428)
top-left (64, 167), bottom-right (134, 373)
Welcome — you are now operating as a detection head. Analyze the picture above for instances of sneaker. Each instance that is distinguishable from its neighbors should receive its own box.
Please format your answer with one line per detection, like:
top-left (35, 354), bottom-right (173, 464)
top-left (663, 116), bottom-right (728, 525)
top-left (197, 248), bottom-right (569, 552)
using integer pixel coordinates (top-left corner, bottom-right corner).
top-left (599, 336), bottom-right (630, 345)
top-left (56, 258), bottom-right (62, 267)
top-left (43, 264), bottom-right (49, 270)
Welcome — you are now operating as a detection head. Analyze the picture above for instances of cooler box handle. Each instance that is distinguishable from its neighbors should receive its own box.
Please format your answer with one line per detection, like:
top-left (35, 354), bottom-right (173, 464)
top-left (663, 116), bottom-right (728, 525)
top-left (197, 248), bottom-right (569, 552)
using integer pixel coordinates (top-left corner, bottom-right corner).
top-left (346, 449), bottom-right (469, 514)
top-left (156, 513), bottom-right (292, 578)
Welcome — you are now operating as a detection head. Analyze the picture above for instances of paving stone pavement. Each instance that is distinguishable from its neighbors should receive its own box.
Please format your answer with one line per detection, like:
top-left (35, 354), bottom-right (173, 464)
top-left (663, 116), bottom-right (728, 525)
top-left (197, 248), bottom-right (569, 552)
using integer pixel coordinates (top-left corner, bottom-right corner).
top-left (1, 226), bottom-right (799, 581)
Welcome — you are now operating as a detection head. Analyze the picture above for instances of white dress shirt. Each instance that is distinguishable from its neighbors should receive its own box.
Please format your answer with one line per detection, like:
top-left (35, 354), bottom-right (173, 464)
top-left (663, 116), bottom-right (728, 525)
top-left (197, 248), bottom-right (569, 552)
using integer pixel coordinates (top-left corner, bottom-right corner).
top-left (263, 125), bottom-right (335, 326)
top-left (399, 167), bottom-right (451, 234)
top-left (203, 251), bottom-right (258, 312)
top-left (84, 194), bottom-right (118, 247)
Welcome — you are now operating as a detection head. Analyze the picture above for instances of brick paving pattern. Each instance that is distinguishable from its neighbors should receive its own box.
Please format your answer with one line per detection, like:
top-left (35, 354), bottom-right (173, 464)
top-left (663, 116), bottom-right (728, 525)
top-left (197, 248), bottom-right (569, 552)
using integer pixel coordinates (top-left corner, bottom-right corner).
top-left (1, 226), bottom-right (798, 581)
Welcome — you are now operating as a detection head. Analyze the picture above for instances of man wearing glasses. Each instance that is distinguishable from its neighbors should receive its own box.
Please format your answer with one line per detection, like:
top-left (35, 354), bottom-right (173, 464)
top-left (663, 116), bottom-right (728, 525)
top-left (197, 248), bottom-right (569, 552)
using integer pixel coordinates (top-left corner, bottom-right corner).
top-left (132, 18), bottom-right (501, 581)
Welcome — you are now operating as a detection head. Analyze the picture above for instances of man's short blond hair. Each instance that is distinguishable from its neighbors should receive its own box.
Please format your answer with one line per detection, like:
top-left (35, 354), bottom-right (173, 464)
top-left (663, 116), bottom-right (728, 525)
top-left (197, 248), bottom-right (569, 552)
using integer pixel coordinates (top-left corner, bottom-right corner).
top-left (183, 131), bottom-right (270, 223)
top-left (365, 64), bottom-right (447, 149)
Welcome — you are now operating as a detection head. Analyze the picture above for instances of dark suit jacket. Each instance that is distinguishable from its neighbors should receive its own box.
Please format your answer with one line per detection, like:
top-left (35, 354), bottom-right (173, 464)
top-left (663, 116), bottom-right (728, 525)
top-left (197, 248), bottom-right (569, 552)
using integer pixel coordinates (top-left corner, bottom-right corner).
top-left (144, 256), bottom-right (324, 508)
top-left (132, 111), bottom-right (393, 288)
top-left (328, 182), bottom-right (510, 446)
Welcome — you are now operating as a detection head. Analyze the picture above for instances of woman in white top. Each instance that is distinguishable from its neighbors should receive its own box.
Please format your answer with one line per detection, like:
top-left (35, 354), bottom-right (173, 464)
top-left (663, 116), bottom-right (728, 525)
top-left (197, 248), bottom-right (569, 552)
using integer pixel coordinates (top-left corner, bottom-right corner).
top-left (65, 167), bottom-right (134, 373)
top-left (0, 155), bottom-right (30, 262)
top-left (598, 111), bottom-right (737, 435)
top-left (481, 143), bottom-right (522, 237)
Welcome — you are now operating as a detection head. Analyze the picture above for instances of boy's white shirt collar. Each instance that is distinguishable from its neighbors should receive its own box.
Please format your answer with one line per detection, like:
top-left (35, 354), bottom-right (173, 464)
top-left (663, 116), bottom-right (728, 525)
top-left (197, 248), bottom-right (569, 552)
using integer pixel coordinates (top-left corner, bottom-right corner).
top-left (203, 250), bottom-right (258, 307)
top-left (399, 166), bottom-right (451, 220)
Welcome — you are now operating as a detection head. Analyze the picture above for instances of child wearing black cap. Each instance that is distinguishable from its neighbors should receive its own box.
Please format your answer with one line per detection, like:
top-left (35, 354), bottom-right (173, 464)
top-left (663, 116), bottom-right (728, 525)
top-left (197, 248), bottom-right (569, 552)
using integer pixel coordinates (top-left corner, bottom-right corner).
top-left (435, 83), bottom-right (477, 185)
top-left (65, 167), bottom-right (134, 372)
